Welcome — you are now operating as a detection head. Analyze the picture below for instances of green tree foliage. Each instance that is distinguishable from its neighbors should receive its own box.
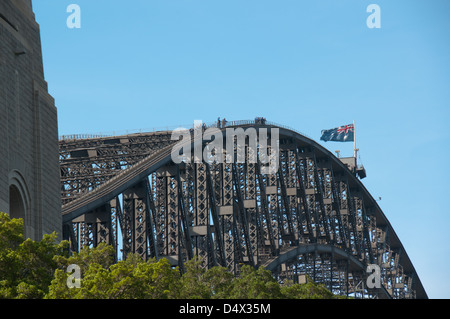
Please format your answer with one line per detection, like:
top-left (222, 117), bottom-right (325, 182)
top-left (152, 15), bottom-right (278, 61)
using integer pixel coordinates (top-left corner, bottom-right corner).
top-left (229, 264), bottom-right (283, 299)
top-left (47, 248), bottom-right (342, 299)
top-left (178, 257), bottom-right (234, 299)
top-left (280, 277), bottom-right (342, 299)
top-left (1, 213), bottom-right (343, 299)
top-left (0, 212), bottom-right (69, 298)
top-left (47, 248), bottom-right (181, 299)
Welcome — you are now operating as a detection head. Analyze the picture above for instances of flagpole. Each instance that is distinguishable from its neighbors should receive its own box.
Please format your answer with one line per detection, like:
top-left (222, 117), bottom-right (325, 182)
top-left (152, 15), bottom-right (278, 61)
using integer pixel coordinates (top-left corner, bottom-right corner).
top-left (353, 120), bottom-right (357, 159)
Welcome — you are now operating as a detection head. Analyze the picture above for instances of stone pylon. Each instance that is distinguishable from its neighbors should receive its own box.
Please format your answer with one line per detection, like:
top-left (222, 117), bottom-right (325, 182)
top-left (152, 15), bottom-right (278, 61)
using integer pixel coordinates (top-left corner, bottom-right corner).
top-left (0, 0), bottom-right (61, 240)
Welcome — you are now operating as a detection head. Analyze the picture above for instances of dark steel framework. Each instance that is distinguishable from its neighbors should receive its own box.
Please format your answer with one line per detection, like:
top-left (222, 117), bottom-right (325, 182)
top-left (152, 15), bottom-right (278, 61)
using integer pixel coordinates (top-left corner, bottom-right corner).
top-left (59, 120), bottom-right (427, 299)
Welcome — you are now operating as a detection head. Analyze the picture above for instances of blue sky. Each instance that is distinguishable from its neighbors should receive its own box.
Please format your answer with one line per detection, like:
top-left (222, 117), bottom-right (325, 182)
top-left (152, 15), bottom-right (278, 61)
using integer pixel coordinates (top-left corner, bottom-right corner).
top-left (33, 0), bottom-right (450, 298)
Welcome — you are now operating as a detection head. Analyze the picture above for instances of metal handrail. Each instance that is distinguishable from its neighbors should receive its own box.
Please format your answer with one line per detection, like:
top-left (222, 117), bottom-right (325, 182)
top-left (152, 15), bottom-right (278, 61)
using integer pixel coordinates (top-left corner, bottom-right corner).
top-left (59, 119), bottom-right (313, 141)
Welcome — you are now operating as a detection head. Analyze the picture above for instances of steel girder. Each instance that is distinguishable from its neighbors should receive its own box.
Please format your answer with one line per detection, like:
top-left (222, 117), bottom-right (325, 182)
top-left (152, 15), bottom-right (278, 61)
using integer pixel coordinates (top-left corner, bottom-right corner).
top-left (59, 121), bottom-right (427, 299)
top-left (59, 131), bottom-right (174, 205)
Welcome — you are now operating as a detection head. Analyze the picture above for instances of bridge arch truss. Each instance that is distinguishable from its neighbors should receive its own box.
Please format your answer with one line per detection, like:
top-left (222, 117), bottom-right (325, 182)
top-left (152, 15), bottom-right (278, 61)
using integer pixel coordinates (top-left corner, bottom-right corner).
top-left (59, 120), bottom-right (427, 299)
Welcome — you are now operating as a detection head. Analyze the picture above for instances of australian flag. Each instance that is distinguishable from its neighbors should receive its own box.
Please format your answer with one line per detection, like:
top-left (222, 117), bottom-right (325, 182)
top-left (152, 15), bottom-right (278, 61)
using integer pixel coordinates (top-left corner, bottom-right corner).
top-left (320, 123), bottom-right (354, 142)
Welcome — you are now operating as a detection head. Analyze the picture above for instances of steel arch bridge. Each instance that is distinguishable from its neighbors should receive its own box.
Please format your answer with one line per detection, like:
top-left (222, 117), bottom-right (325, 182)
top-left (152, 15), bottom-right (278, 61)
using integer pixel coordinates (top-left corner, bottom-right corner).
top-left (59, 120), bottom-right (427, 299)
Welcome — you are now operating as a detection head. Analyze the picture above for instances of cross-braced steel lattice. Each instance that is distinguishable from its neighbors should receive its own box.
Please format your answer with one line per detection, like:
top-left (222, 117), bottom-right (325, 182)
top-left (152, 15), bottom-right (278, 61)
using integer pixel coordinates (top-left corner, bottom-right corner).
top-left (59, 120), bottom-right (427, 299)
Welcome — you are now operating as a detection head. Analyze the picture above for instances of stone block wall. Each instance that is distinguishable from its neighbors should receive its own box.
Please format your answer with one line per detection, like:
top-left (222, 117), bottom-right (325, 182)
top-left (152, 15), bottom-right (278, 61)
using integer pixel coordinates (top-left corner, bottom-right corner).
top-left (0, 0), bottom-right (61, 240)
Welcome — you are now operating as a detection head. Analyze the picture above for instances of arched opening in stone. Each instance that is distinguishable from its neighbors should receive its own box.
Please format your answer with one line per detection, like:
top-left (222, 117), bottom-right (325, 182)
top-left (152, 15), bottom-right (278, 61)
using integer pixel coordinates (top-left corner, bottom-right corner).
top-left (9, 184), bottom-right (25, 221)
